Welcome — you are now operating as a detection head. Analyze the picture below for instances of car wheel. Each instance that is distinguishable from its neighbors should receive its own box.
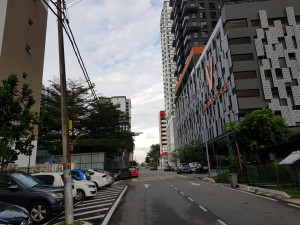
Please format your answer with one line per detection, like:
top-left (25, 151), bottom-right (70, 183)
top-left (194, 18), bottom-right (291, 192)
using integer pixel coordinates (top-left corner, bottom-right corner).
top-left (115, 176), bottom-right (120, 181)
top-left (75, 189), bottom-right (85, 201)
top-left (29, 201), bottom-right (50, 224)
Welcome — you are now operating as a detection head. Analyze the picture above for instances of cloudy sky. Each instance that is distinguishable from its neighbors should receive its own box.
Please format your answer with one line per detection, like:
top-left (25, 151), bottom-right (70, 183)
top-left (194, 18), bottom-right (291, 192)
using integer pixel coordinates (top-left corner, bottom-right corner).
top-left (43, 0), bottom-right (165, 163)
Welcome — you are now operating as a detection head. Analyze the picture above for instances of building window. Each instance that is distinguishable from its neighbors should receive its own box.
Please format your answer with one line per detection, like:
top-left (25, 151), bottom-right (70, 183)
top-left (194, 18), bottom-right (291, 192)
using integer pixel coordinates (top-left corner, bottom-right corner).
top-left (200, 21), bottom-right (207, 28)
top-left (28, 18), bottom-right (33, 26)
top-left (228, 37), bottom-right (251, 45)
top-left (231, 53), bottom-right (254, 62)
top-left (199, 2), bottom-right (205, 9)
top-left (200, 12), bottom-right (206, 19)
top-left (201, 31), bottom-right (208, 38)
top-left (25, 44), bottom-right (32, 55)
top-left (224, 19), bottom-right (248, 33)
top-left (236, 89), bottom-right (260, 97)
top-left (234, 71), bottom-right (257, 79)
top-left (210, 11), bottom-right (217, 18)
top-left (193, 32), bottom-right (198, 38)
top-left (209, 2), bottom-right (215, 9)
top-left (23, 72), bottom-right (28, 80)
top-left (211, 21), bottom-right (217, 28)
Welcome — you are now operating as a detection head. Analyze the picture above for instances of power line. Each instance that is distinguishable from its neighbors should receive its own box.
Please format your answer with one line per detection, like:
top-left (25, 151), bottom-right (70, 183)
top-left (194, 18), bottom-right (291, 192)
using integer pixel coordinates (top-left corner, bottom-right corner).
top-left (42, 0), bottom-right (99, 103)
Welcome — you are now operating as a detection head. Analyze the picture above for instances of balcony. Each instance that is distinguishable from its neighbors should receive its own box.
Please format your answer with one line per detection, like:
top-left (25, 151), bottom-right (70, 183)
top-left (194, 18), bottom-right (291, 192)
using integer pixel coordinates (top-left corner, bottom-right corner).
top-left (183, 35), bottom-right (191, 47)
top-left (172, 39), bottom-right (176, 47)
top-left (182, 3), bottom-right (198, 15)
top-left (182, 16), bottom-right (190, 27)
top-left (183, 21), bottom-right (201, 36)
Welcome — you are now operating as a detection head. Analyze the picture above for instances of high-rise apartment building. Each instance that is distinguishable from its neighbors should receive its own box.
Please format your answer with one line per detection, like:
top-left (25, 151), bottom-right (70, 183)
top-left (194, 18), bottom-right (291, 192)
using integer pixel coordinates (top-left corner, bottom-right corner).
top-left (159, 111), bottom-right (168, 166)
top-left (111, 96), bottom-right (132, 131)
top-left (0, 0), bottom-right (48, 167)
top-left (160, 0), bottom-right (178, 166)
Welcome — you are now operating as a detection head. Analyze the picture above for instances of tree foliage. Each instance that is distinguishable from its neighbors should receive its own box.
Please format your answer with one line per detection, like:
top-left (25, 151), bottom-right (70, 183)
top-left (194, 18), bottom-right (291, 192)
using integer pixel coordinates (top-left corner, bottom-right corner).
top-left (146, 144), bottom-right (160, 165)
top-left (176, 141), bottom-right (205, 163)
top-left (0, 74), bottom-right (38, 171)
top-left (39, 78), bottom-right (134, 160)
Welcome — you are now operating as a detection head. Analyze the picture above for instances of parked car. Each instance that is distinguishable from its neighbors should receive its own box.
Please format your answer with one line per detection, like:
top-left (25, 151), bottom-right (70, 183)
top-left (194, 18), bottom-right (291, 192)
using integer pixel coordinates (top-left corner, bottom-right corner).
top-left (85, 170), bottom-right (110, 189)
top-left (195, 163), bottom-right (209, 174)
top-left (177, 163), bottom-right (192, 174)
top-left (128, 167), bottom-right (138, 178)
top-left (32, 172), bottom-right (97, 201)
top-left (189, 162), bottom-right (201, 173)
top-left (149, 166), bottom-right (157, 170)
top-left (71, 175), bottom-right (97, 201)
top-left (0, 201), bottom-right (32, 225)
top-left (71, 170), bottom-right (91, 181)
top-left (113, 168), bottom-right (131, 180)
top-left (163, 165), bottom-right (172, 171)
top-left (93, 169), bottom-right (114, 185)
top-left (32, 172), bottom-right (76, 198)
top-left (0, 172), bottom-right (64, 224)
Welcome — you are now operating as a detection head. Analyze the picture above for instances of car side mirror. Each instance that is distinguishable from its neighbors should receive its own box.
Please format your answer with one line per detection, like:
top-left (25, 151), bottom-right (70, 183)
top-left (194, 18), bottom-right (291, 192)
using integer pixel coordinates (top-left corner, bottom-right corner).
top-left (8, 185), bottom-right (19, 191)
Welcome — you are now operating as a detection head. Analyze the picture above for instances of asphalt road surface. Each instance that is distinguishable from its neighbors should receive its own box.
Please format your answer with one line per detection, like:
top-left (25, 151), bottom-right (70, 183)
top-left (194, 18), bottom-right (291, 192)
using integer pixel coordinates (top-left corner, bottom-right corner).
top-left (109, 168), bottom-right (300, 225)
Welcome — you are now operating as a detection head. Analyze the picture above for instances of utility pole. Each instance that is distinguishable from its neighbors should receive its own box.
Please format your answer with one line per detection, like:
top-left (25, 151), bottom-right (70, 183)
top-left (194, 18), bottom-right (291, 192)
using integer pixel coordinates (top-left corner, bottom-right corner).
top-left (57, 0), bottom-right (74, 224)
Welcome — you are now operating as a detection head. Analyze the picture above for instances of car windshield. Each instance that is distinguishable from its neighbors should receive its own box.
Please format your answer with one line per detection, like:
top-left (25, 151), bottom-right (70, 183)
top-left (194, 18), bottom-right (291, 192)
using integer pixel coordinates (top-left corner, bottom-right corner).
top-left (181, 164), bottom-right (189, 167)
top-left (12, 173), bottom-right (40, 188)
top-left (128, 168), bottom-right (136, 171)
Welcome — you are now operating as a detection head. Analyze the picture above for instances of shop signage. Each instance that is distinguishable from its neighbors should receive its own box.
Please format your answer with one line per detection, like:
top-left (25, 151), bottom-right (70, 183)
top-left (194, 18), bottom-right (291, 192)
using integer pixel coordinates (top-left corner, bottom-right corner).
top-left (202, 84), bottom-right (228, 111)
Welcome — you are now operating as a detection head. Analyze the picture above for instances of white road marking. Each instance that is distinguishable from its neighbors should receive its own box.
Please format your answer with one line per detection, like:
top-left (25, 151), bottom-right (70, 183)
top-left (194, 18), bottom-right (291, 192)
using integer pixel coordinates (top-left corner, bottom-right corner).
top-left (219, 185), bottom-right (278, 202)
top-left (113, 180), bottom-right (123, 185)
top-left (188, 197), bottom-right (194, 202)
top-left (170, 184), bottom-right (174, 187)
top-left (174, 188), bottom-right (178, 190)
top-left (180, 192), bottom-right (185, 195)
top-left (59, 208), bottom-right (109, 219)
top-left (94, 194), bottom-right (119, 198)
top-left (74, 203), bottom-right (112, 211)
top-left (78, 214), bottom-right (105, 220)
top-left (199, 206), bottom-right (208, 212)
top-left (142, 184), bottom-right (150, 188)
top-left (288, 203), bottom-right (300, 209)
top-left (101, 186), bottom-right (128, 225)
top-left (217, 220), bottom-right (227, 225)
top-left (190, 182), bottom-right (201, 186)
top-left (77, 199), bottom-right (115, 207)
top-left (81, 197), bottom-right (116, 204)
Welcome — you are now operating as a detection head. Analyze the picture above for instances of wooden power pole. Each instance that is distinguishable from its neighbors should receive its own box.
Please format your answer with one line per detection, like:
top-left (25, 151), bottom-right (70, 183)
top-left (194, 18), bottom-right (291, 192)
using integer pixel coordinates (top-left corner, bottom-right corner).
top-left (57, 0), bottom-right (74, 224)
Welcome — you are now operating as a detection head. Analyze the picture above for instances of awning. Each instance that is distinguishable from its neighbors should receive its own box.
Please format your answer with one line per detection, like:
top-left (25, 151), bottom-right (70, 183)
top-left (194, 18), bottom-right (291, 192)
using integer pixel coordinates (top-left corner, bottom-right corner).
top-left (160, 152), bottom-right (168, 157)
top-left (279, 151), bottom-right (300, 165)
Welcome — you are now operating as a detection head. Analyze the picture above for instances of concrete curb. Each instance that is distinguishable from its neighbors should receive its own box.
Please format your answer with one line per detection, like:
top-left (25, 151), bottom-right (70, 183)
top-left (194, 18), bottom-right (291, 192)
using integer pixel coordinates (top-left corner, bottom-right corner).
top-left (238, 184), bottom-right (291, 198)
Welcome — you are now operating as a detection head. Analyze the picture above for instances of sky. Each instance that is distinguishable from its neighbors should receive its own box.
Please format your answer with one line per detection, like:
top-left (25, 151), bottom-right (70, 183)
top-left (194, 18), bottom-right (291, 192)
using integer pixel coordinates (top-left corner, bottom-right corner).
top-left (42, 0), bottom-right (165, 163)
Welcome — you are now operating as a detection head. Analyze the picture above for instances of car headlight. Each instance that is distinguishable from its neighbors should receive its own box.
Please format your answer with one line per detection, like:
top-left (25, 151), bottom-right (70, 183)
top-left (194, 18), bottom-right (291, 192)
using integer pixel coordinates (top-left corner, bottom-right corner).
top-left (50, 192), bottom-right (64, 198)
top-left (85, 184), bottom-right (95, 188)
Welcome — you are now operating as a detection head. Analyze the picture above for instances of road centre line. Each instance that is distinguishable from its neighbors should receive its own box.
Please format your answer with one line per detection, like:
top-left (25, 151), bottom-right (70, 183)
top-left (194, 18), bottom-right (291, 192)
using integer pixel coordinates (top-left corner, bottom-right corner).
top-left (101, 186), bottom-right (128, 225)
top-left (217, 219), bottom-right (228, 225)
top-left (199, 206), bottom-right (208, 212)
top-left (219, 185), bottom-right (278, 202)
top-left (74, 203), bottom-right (112, 211)
top-left (174, 188), bottom-right (178, 190)
top-left (288, 203), bottom-right (300, 209)
top-left (180, 192), bottom-right (185, 195)
top-left (170, 184), bottom-right (174, 187)
top-left (188, 197), bottom-right (194, 202)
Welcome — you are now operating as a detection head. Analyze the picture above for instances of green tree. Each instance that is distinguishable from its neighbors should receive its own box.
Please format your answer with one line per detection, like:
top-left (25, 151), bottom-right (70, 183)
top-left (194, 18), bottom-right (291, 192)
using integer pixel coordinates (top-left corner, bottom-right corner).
top-left (177, 141), bottom-right (205, 163)
top-left (147, 144), bottom-right (160, 165)
top-left (0, 74), bottom-right (39, 171)
top-left (145, 156), bottom-right (150, 164)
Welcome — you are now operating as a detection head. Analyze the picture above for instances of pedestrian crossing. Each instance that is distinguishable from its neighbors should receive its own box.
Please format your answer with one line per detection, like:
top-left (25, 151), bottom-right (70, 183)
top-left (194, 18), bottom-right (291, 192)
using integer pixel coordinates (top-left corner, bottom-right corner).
top-left (47, 185), bottom-right (126, 225)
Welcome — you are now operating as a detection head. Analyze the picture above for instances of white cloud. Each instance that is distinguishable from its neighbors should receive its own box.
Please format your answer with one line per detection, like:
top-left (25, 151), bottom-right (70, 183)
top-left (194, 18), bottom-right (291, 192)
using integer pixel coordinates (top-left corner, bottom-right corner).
top-left (43, 0), bottom-right (165, 162)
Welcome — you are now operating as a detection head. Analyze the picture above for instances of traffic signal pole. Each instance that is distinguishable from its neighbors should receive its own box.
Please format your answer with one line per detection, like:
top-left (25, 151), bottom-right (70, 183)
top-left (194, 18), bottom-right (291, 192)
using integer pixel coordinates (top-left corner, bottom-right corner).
top-left (57, 0), bottom-right (74, 224)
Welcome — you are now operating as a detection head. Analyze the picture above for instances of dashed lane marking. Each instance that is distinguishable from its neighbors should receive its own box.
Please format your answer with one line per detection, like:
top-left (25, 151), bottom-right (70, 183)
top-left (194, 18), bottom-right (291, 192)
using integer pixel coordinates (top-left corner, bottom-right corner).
top-left (180, 192), bottom-right (185, 195)
top-left (188, 197), bottom-right (194, 202)
top-left (217, 219), bottom-right (228, 225)
top-left (199, 206), bottom-right (208, 212)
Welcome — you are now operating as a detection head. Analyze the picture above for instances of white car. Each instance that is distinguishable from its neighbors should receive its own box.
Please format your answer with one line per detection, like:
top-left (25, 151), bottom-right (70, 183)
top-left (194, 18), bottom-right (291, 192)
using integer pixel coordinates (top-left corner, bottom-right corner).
top-left (71, 175), bottom-right (97, 201)
top-left (32, 172), bottom-right (76, 197)
top-left (86, 169), bottom-right (111, 189)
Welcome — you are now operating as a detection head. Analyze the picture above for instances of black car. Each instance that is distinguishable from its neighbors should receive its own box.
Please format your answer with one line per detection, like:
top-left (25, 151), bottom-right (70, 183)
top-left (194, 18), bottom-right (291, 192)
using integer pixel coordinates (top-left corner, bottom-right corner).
top-left (0, 201), bottom-right (32, 225)
top-left (0, 172), bottom-right (64, 224)
top-left (149, 166), bottom-right (157, 170)
top-left (113, 168), bottom-right (131, 180)
top-left (163, 165), bottom-right (172, 171)
top-left (195, 163), bottom-right (209, 174)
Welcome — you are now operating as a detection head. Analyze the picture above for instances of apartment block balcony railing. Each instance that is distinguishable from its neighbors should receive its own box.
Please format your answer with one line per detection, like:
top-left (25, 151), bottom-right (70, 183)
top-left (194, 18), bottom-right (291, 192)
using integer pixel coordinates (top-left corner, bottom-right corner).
top-left (183, 35), bottom-right (191, 47)
top-left (182, 16), bottom-right (190, 27)
top-left (182, 2), bottom-right (198, 15)
top-left (183, 21), bottom-right (201, 36)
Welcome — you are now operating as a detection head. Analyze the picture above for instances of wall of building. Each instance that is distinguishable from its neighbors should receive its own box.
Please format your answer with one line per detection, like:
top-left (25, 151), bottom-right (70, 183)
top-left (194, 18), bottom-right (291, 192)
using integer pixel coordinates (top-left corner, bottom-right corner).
top-left (0, 0), bottom-right (8, 55)
top-left (175, 0), bottom-right (300, 148)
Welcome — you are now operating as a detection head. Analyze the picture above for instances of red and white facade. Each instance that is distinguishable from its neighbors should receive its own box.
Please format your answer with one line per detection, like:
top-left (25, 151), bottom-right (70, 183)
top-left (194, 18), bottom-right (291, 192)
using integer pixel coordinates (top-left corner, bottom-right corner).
top-left (159, 111), bottom-right (168, 167)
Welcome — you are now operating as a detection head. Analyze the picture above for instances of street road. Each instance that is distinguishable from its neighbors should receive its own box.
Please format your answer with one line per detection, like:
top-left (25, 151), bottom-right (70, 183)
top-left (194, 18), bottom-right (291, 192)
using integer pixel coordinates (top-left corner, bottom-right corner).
top-left (109, 168), bottom-right (300, 225)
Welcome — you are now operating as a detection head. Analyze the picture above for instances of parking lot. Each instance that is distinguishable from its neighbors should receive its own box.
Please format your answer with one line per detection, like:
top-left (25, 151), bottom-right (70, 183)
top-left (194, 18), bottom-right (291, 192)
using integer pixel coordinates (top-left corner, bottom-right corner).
top-left (47, 184), bottom-right (127, 225)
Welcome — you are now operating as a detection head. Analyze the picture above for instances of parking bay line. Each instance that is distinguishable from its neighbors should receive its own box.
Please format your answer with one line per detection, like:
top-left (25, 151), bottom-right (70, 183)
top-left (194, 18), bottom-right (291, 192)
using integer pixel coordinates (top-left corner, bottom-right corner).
top-left (101, 186), bottom-right (128, 225)
top-left (81, 197), bottom-right (116, 204)
top-left (98, 191), bottom-right (122, 195)
top-left (59, 207), bottom-right (109, 219)
top-left (78, 199), bottom-right (115, 207)
top-left (75, 203), bottom-right (112, 211)
top-left (94, 194), bottom-right (120, 198)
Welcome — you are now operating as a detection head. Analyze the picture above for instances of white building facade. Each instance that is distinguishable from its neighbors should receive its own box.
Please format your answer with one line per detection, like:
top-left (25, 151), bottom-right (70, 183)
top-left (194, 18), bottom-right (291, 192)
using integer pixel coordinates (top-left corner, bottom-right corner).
top-left (160, 0), bottom-right (178, 166)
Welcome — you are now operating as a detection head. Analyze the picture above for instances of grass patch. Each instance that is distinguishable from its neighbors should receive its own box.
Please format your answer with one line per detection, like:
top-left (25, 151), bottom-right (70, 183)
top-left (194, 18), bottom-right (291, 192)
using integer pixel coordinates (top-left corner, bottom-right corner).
top-left (267, 187), bottom-right (300, 198)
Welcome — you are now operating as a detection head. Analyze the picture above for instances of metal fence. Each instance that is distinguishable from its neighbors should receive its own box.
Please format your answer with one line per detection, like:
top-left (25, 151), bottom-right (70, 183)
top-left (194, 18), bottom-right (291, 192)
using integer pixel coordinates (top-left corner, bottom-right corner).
top-left (245, 164), bottom-right (300, 187)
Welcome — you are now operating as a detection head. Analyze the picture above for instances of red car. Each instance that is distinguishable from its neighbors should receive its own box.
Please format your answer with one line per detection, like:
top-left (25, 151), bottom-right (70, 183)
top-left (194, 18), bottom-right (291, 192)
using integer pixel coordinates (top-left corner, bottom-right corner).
top-left (128, 167), bottom-right (139, 178)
